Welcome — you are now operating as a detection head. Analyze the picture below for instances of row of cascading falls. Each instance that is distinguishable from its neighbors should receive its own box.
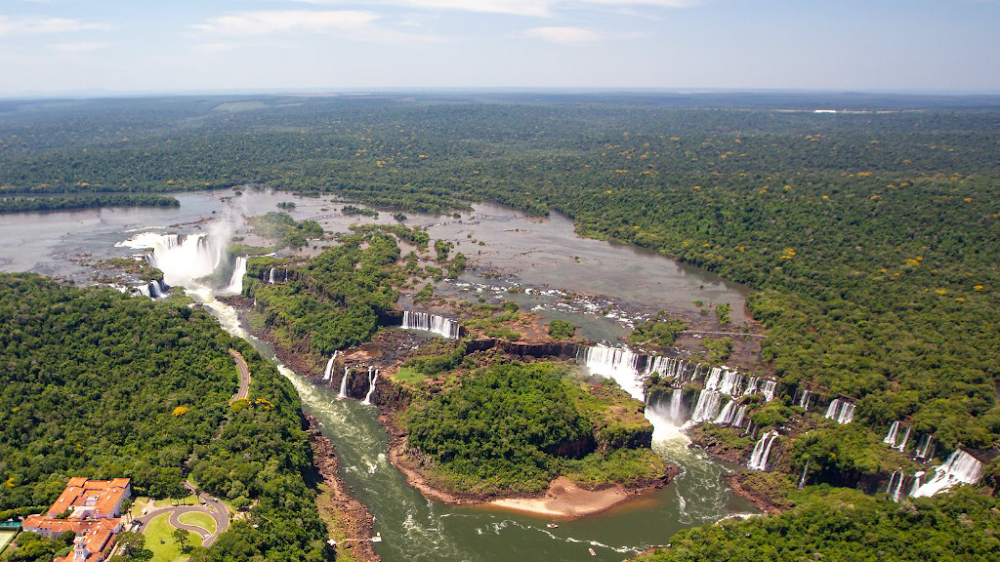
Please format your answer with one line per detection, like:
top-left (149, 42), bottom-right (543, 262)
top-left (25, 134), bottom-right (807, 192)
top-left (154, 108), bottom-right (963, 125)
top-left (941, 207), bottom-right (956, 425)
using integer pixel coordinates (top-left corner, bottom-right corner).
top-left (748, 430), bottom-right (780, 471)
top-left (883, 421), bottom-right (911, 452)
top-left (644, 355), bottom-right (699, 383)
top-left (579, 344), bottom-right (777, 427)
top-left (401, 311), bottom-right (460, 340)
top-left (824, 398), bottom-right (856, 424)
top-left (912, 449), bottom-right (985, 497)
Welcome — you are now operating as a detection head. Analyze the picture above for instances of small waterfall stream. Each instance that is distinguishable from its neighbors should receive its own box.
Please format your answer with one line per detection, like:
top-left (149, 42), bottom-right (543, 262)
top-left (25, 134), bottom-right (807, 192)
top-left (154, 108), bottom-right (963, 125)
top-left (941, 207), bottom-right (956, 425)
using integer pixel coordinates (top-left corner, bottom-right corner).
top-left (824, 399), bottom-right (856, 424)
top-left (748, 431), bottom-right (779, 471)
top-left (322, 351), bottom-right (339, 382)
top-left (362, 367), bottom-right (380, 405)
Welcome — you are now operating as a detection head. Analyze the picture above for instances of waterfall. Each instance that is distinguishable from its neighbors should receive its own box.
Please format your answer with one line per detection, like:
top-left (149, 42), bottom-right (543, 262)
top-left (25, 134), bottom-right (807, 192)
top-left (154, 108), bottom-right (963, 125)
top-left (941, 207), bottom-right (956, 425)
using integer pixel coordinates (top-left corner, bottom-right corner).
top-left (704, 367), bottom-right (722, 392)
top-left (362, 367), bottom-right (380, 405)
top-left (760, 380), bottom-right (777, 402)
top-left (669, 388), bottom-right (684, 424)
top-left (909, 471), bottom-right (924, 497)
top-left (883, 421), bottom-right (900, 445)
top-left (886, 469), bottom-right (906, 502)
top-left (691, 390), bottom-right (722, 424)
top-left (915, 434), bottom-right (935, 460)
top-left (714, 400), bottom-right (736, 425)
top-left (119, 231), bottom-right (228, 289)
top-left (895, 427), bottom-right (910, 453)
top-left (748, 431), bottom-right (779, 471)
top-left (912, 449), bottom-right (985, 497)
top-left (798, 389), bottom-right (810, 411)
top-left (718, 370), bottom-right (742, 397)
top-left (268, 267), bottom-right (276, 284)
top-left (824, 399), bottom-right (855, 424)
top-left (578, 343), bottom-right (644, 400)
top-left (322, 351), bottom-right (339, 382)
top-left (797, 459), bottom-right (810, 490)
top-left (136, 284), bottom-right (150, 298)
top-left (731, 405), bottom-right (747, 429)
top-left (220, 256), bottom-right (247, 296)
top-left (338, 367), bottom-right (350, 400)
top-left (742, 376), bottom-right (759, 397)
top-left (402, 311), bottom-right (460, 340)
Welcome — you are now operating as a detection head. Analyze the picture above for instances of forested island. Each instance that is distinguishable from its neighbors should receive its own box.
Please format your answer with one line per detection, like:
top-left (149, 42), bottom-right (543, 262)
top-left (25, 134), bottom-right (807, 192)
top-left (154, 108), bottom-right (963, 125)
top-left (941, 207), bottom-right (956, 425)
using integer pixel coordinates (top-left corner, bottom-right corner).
top-left (1, 93), bottom-right (999, 561)
top-left (0, 194), bottom-right (178, 213)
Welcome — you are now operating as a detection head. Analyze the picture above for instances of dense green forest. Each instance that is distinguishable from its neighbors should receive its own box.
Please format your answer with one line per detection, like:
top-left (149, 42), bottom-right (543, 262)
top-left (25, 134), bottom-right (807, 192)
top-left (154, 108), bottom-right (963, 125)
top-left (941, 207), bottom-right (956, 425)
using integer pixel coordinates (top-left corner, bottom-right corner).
top-left (244, 228), bottom-right (406, 356)
top-left (0, 274), bottom-right (330, 560)
top-left (641, 486), bottom-right (1000, 562)
top-left (0, 194), bottom-right (178, 213)
top-left (405, 362), bottom-right (665, 495)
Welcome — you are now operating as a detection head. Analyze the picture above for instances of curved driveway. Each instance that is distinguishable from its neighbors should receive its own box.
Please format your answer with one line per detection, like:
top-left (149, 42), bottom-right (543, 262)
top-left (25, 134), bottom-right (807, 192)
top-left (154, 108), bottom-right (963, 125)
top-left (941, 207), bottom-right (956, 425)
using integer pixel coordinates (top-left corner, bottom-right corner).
top-left (137, 494), bottom-right (230, 547)
top-left (228, 349), bottom-right (251, 403)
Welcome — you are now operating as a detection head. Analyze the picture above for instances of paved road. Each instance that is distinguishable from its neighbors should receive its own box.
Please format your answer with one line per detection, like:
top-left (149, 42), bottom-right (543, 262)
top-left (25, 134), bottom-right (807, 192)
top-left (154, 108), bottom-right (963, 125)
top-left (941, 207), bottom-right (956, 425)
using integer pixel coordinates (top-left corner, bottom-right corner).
top-left (228, 349), bottom-right (251, 402)
top-left (136, 491), bottom-right (231, 547)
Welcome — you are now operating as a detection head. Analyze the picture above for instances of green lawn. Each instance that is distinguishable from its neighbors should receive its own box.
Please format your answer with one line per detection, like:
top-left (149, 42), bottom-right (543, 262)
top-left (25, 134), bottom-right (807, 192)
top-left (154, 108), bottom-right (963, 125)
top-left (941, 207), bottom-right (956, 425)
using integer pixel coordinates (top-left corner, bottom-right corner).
top-left (0, 531), bottom-right (16, 555)
top-left (129, 496), bottom-right (151, 518)
top-left (143, 513), bottom-right (200, 561)
top-left (177, 511), bottom-right (217, 536)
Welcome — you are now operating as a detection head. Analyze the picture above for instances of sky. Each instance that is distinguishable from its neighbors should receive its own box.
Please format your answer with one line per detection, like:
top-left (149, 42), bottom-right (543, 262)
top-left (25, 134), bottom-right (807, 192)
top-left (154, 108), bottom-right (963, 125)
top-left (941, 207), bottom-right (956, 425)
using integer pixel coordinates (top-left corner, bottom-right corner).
top-left (0, 0), bottom-right (999, 96)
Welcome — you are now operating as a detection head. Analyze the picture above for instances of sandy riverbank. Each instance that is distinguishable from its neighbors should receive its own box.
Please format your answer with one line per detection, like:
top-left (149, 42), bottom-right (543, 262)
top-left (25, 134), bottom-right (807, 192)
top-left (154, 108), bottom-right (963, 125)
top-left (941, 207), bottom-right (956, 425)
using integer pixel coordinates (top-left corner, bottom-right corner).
top-left (388, 436), bottom-right (672, 518)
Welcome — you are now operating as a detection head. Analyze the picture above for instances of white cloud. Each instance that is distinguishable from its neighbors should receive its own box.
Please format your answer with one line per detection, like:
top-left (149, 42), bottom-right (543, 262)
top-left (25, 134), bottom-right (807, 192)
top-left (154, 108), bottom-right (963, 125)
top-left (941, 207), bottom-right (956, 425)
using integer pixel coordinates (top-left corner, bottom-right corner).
top-left (50, 41), bottom-right (109, 53)
top-left (291, 0), bottom-right (699, 16)
top-left (192, 10), bottom-right (379, 36)
top-left (525, 26), bottom-right (602, 44)
top-left (582, 0), bottom-right (697, 7)
top-left (0, 15), bottom-right (112, 36)
top-left (294, 0), bottom-right (551, 17)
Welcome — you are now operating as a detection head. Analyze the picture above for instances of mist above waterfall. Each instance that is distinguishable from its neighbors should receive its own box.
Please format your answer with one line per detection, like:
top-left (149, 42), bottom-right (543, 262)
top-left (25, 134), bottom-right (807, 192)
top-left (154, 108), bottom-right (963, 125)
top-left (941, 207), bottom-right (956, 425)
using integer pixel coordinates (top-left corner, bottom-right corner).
top-left (119, 209), bottom-right (248, 296)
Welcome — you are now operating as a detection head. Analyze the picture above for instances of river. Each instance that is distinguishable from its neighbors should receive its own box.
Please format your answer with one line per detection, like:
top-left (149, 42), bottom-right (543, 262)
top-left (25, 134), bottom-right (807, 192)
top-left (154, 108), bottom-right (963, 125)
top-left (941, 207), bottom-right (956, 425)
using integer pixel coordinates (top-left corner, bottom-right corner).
top-left (1, 189), bottom-right (756, 561)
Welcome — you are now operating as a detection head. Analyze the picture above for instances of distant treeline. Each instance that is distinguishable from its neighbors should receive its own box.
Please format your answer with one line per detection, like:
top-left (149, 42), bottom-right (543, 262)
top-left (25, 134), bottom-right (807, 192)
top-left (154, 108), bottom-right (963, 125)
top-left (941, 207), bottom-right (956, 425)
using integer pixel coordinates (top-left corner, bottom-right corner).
top-left (0, 193), bottom-right (179, 213)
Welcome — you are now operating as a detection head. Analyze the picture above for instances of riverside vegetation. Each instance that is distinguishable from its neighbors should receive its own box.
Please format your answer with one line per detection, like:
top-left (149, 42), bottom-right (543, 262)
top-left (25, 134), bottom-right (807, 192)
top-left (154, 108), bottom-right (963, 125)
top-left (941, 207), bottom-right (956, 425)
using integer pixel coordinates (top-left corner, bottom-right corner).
top-left (2, 94), bottom-right (999, 558)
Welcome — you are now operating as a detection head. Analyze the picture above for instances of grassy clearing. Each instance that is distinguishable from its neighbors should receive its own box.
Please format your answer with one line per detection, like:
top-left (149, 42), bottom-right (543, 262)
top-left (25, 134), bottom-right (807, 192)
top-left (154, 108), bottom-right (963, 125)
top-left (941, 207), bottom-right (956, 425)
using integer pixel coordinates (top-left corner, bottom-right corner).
top-left (178, 511), bottom-right (217, 535)
top-left (391, 366), bottom-right (429, 385)
top-left (129, 496), bottom-right (151, 517)
top-left (143, 513), bottom-right (200, 561)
